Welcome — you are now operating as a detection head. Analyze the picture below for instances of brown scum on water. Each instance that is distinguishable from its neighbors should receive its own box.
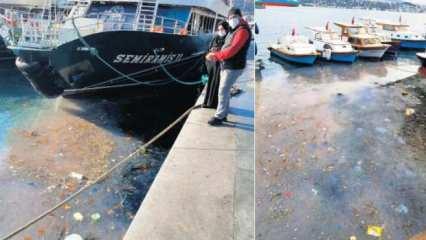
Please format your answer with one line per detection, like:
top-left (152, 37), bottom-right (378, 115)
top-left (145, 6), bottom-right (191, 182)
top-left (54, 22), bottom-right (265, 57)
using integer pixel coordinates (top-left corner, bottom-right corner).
top-left (7, 111), bottom-right (115, 185)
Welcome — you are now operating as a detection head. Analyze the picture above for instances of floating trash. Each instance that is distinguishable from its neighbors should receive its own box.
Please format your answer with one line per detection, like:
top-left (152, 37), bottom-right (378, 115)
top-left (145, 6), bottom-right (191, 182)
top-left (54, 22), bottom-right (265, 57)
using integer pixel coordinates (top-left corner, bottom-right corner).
top-left (282, 191), bottom-right (293, 199)
top-left (91, 213), bottom-right (101, 223)
top-left (311, 188), bottom-right (319, 195)
top-left (395, 204), bottom-right (409, 214)
top-left (367, 225), bottom-right (383, 237)
top-left (73, 212), bottom-right (84, 222)
top-left (64, 234), bottom-right (83, 240)
top-left (69, 172), bottom-right (85, 182)
top-left (349, 236), bottom-right (357, 240)
top-left (405, 108), bottom-right (416, 116)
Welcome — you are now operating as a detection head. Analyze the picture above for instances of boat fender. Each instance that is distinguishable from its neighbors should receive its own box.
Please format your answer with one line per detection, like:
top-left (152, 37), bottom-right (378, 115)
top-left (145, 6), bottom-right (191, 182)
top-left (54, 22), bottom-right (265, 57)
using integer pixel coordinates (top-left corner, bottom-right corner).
top-left (323, 45), bottom-right (332, 60)
top-left (151, 25), bottom-right (164, 33)
top-left (179, 28), bottom-right (188, 35)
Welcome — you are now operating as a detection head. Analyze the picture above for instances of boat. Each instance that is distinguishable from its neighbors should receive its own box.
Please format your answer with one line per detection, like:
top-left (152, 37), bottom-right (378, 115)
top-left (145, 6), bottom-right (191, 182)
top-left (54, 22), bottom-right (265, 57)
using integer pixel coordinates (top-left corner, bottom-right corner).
top-left (417, 52), bottom-right (426, 67)
top-left (268, 29), bottom-right (319, 65)
top-left (0, 0), bottom-right (70, 63)
top-left (376, 18), bottom-right (426, 50)
top-left (335, 21), bottom-right (390, 60)
top-left (359, 17), bottom-right (400, 59)
top-left (0, 0), bottom-right (229, 98)
top-left (256, 0), bottom-right (300, 7)
top-left (307, 23), bottom-right (358, 63)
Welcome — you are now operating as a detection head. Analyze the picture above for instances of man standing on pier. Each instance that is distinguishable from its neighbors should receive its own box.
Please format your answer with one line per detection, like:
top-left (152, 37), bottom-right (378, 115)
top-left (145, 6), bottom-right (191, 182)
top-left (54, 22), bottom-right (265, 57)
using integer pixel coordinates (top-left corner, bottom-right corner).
top-left (205, 7), bottom-right (251, 126)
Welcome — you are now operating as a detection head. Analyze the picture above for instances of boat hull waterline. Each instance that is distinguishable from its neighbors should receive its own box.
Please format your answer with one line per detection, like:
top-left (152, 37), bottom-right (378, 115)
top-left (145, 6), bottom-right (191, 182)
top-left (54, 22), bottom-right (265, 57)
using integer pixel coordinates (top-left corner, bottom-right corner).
top-left (355, 47), bottom-right (389, 59)
top-left (12, 31), bottom-right (211, 98)
top-left (318, 51), bottom-right (358, 63)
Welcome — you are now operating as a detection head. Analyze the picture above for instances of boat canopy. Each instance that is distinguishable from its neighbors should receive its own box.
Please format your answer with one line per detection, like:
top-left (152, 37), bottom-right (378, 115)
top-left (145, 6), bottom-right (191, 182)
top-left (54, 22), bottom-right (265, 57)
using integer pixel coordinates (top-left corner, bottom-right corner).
top-left (334, 22), bottom-right (364, 29)
top-left (306, 26), bottom-right (337, 34)
top-left (376, 21), bottom-right (410, 28)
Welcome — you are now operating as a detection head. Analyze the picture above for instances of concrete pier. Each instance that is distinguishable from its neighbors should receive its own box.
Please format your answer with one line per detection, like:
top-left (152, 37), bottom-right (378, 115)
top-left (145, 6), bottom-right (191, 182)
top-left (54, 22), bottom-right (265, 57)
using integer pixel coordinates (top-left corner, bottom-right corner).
top-left (124, 61), bottom-right (254, 240)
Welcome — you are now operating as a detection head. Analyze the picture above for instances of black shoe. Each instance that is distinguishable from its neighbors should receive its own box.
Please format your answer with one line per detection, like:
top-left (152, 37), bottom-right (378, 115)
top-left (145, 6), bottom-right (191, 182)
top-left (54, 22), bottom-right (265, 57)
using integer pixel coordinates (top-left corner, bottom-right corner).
top-left (208, 117), bottom-right (225, 126)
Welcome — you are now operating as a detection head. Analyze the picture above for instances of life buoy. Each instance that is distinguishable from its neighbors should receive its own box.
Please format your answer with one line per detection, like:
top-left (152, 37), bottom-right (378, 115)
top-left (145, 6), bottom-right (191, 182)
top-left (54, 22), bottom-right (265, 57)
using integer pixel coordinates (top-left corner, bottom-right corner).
top-left (179, 28), bottom-right (188, 35)
top-left (151, 25), bottom-right (163, 33)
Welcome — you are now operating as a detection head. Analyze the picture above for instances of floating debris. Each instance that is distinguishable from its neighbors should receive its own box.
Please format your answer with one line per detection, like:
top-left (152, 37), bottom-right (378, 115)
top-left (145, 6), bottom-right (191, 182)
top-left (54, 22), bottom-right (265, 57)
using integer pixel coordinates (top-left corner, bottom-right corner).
top-left (91, 213), bottom-right (101, 223)
top-left (311, 188), bottom-right (319, 195)
top-left (349, 236), bottom-right (357, 240)
top-left (405, 108), bottom-right (416, 116)
top-left (395, 204), bottom-right (409, 214)
top-left (73, 212), bottom-right (84, 222)
top-left (63, 204), bottom-right (72, 210)
top-left (367, 225), bottom-right (383, 237)
top-left (64, 234), bottom-right (83, 240)
top-left (409, 231), bottom-right (426, 240)
top-left (282, 191), bottom-right (293, 199)
top-left (69, 172), bottom-right (85, 182)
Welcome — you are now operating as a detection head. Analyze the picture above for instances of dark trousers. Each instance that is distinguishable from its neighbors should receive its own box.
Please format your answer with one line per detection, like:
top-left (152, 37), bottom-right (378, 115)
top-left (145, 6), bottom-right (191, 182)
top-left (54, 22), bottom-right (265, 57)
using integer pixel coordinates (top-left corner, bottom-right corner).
top-left (203, 60), bottom-right (221, 108)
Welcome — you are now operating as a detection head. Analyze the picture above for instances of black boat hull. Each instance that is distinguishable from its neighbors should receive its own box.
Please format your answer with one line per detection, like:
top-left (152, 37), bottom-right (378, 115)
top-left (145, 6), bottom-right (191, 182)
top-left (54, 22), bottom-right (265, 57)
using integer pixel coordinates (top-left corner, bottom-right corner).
top-left (0, 36), bottom-right (15, 62)
top-left (13, 31), bottom-right (212, 98)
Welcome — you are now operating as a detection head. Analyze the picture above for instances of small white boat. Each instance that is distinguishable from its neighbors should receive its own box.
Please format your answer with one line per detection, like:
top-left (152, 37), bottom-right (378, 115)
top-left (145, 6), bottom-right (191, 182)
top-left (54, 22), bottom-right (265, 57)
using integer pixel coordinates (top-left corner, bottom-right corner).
top-left (307, 23), bottom-right (358, 63)
top-left (359, 17), bottom-right (400, 58)
top-left (376, 18), bottom-right (426, 50)
top-left (335, 21), bottom-right (390, 60)
top-left (268, 29), bottom-right (319, 65)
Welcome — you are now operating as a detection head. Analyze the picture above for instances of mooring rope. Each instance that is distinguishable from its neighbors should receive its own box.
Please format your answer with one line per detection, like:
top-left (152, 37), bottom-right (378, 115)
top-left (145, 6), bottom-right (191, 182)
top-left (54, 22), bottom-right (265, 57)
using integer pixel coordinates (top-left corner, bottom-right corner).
top-left (0, 103), bottom-right (201, 240)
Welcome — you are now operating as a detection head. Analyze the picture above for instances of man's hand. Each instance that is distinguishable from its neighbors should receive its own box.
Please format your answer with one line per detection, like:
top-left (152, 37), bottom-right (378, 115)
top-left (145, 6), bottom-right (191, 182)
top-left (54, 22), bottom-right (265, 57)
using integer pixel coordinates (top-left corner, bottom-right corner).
top-left (205, 52), bottom-right (217, 61)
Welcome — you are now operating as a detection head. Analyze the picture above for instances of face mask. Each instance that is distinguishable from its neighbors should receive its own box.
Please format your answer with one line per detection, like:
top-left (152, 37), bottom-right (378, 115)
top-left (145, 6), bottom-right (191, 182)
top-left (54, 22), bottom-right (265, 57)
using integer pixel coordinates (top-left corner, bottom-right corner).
top-left (217, 30), bottom-right (226, 37)
top-left (228, 17), bottom-right (240, 29)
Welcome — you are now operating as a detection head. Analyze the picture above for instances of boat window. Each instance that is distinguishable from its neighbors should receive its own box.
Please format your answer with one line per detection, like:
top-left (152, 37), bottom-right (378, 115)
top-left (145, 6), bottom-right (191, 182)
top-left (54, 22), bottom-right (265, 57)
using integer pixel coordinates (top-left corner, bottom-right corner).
top-left (383, 25), bottom-right (395, 31)
top-left (315, 33), bottom-right (321, 40)
top-left (363, 38), bottom-right (381, 45)
top-left (187, 11), bottom-right (218, 35)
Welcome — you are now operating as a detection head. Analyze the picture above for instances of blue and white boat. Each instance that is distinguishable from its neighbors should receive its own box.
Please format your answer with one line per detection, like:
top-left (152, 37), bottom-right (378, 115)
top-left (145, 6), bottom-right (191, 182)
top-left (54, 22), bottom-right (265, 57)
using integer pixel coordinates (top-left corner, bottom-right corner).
top-left (268, 30), bottom-right (318, 65)
top-left (377, 20), bottom-right (426, 50)
top-left (307, 24), bottom-right (358, 63)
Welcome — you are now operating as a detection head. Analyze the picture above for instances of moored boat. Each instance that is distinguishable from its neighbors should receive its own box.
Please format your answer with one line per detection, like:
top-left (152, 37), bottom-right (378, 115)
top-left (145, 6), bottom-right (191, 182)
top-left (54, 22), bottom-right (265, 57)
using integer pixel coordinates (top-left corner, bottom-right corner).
top-left (256, 0), bottom-right (299, 7)
top-left (376, 19), bottom-right (426, 50)
top-left (359, 17), bottom-right (400, 59)
top-left (335, 21), bottom-right (390, 60)
top-left (417, 52), bottom-right (426, 67)
top-left (268, 29), bottom-right (318, 65)
top-left (307, 23), bottom-right (358, 63)
top-left (1, 0), bottom-right (229, 98)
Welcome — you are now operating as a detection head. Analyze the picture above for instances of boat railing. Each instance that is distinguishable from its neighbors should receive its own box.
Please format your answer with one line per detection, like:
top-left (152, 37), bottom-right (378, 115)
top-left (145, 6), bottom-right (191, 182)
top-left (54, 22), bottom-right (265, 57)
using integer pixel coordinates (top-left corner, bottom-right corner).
top-left (0, 7), bottom-right (67, 48)
top-left (1, 10), bottom-right (191, 50)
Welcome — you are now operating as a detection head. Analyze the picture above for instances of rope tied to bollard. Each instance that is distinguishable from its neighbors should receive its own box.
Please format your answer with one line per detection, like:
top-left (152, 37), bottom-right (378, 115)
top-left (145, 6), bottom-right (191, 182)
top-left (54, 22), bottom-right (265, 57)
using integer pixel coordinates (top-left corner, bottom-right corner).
top-left (0, 103), bottom-right (201, 240)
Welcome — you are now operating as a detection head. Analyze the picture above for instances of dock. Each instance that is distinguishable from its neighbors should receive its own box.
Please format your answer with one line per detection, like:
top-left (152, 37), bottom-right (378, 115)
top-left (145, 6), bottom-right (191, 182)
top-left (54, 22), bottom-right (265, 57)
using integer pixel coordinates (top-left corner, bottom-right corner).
top-left (124, 60), bottom-right (254, 240)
